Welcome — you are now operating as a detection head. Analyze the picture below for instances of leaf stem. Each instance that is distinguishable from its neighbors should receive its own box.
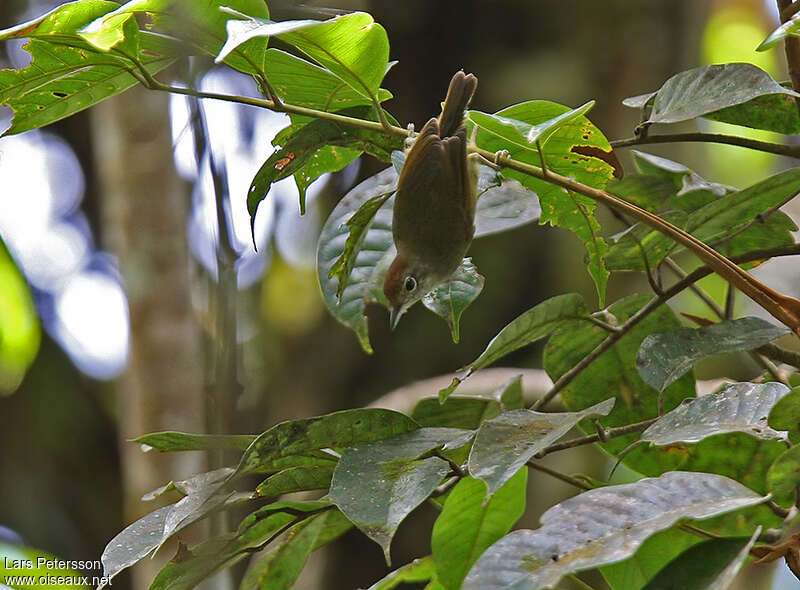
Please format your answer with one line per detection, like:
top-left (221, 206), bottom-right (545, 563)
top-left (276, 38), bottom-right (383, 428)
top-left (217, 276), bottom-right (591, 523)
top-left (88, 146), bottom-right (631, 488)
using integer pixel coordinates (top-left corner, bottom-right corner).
top-left (611, 132), bottom-right (800, 159)
top-left (526, 461), bottom-right (592, 490)
top-left (535, 417), bottom-right (658, 456)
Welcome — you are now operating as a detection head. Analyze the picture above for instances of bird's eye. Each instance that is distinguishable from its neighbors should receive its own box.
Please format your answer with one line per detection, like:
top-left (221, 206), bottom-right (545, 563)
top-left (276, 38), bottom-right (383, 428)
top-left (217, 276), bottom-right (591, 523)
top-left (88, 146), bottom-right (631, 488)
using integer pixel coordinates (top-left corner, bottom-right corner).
top-left (404, 276), bottom-right (417, 292)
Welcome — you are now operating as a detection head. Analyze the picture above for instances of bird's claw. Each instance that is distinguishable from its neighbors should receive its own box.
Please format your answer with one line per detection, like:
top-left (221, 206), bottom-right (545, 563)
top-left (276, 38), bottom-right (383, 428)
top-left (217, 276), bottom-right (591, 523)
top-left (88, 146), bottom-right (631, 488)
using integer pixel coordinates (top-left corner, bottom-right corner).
top-left (404, 123), bottom-right (416, 149)
top-left (493, 149), bottom-right (509, 165)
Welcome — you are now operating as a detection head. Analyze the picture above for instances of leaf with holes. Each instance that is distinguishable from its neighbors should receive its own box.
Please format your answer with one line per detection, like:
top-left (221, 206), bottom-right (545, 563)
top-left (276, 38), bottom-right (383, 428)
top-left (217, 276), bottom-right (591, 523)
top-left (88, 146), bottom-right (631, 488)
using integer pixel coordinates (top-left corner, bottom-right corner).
top-left (422, 258), bottom-right (485, 343)
top-left (330, 428), bottom-right (469, 563)
top-left (0, 34), bottom-right (174, 136)
top-left (641, 382), bottom-right (791, 445)
top-left (440, 293), bottom-right (587, 402)
top-left (463, 471), bottom-right (767, 590)
top-left (432, 470), bottom-right (527, 590)
top-left (637, 317), bottom-right (790, 392)
top-left (468, 398), bottom-right (614, 499)
top-left (472, 100), bottom-right (617, 306)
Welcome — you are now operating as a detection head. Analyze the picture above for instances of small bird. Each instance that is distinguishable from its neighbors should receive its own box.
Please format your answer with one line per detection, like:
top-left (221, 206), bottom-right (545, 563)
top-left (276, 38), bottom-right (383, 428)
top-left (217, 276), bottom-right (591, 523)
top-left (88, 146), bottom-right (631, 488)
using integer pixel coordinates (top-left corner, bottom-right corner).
top-left (383, 71), bottom-right (479, 329)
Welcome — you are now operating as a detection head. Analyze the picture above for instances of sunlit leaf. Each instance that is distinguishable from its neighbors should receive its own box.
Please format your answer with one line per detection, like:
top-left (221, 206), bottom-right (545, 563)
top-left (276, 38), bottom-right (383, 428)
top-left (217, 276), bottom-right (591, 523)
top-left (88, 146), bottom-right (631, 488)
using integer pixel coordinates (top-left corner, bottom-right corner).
top-left (472, 100), bottom-right (617, 305)
top-left (468, 398), bottom-right (614, 498)
top-left (365, 556), bottom-right (436, 590)
top-left (330, 428), bottom-right (469, 562)
top-left (0, 34), bottom-right (173, 136)
top-left (0, 0), bottom-right (118, 41)
top-left (422, 258), bottom-right (485, 343)
top-left (440, 293), bottom-right (587, 401)
top-left (0, 239), bottom-right (40, 395)
top-left (641, 382), bottom-right (791, 445)
top-left (463, 471), bottom-right (767, 590)
top-left (758, 12), bottom-right (800, 51)
top-left (236, 408), bottom-right (418, 476)
top-left (432, 470), bottom-right (527, 590)
top-left (637, 317), bottom-right (791, 392)
top-left (0, 543), bottom-right (89, 590)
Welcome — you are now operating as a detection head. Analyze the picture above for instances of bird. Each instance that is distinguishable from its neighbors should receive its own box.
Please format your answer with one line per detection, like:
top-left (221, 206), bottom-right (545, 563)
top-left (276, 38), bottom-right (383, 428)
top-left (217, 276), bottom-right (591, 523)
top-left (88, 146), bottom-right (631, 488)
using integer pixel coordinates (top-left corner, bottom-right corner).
top-left (383, 71), bottom-right (479, 330)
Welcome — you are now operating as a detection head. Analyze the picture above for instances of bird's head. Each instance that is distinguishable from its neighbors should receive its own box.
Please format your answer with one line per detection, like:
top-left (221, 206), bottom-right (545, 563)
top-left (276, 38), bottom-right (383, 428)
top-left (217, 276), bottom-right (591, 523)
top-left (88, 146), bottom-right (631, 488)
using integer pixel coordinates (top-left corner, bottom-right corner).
top-left (383, 251), bottom-right (447, 330)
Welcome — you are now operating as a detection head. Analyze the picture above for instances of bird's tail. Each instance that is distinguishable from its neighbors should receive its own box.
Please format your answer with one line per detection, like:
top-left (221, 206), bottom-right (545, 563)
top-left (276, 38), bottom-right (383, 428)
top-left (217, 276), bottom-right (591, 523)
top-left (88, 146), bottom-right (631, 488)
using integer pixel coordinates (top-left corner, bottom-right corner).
top-left (438, 71), bottom-right (478, 138)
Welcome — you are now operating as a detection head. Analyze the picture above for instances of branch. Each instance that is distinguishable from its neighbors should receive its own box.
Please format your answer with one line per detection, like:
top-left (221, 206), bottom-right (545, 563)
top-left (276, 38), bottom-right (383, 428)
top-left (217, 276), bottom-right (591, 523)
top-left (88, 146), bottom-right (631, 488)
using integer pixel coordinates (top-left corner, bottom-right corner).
top-left (611, 132), bottom-right (800, 159)
top-left (526, 461), bottom-right (592, 490)
top-left (535, 417), bottom-right (658, 456)
top-left (473, 146), bottom-right (800, 338)
top-left (531, 243), bottom-right (800, 410)
top-left (778, 0), bottom-right (800, 116)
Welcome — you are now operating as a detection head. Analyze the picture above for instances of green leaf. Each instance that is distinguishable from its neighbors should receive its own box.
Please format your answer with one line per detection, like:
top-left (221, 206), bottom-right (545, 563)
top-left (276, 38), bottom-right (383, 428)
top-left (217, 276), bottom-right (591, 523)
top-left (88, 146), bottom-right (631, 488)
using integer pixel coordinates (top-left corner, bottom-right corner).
top-left (463, 472), bottom-right (767, 590)
top-left (543, 294), bottom-right (696, 476)
top-left (79, 11), bottom-right (139, 53)
top-left (472, 100), bottom-right (616, 305)
top-left (317, 167), bottom-right (397, 353)
top-left (249, 106), bottom-right (401, 222)
top-left (365, 557), bottom-right (436, 590)
top-left (767, 444), bottom-right (800, 503)
top-left (468, 399), bottom-right (615, 499)
top-left (431, 470), bottom-right (527, 590)
top-left (240, 510), bottom-right (351, 590)
top-left (641, 382), bottom-right (791, 445)
top-left (642, 529), bottom-right (760, 590)
top-left (236, 409), bottom-right (418, 476)
top-left (0, 0), bottom-right (118, 40)
top-left (758, 11), bottom-right (800, 51)
top-left (422, 258), bottom-right (485, 343)
top-left (0, 239), bottom-right (40, 396)
top-left (133, 431), bottom-right (255, 452)
top-left (0, 543), bottom-right (90, 590)
top-left (636, 317), bottom-right (791, 392)
top-left (625, 63), bottom-right (800, 125)
top-left (0, 34), bottom-right (173, 136)
top-left (328, 190), bottom-right (395, 299)
top-left (440, 293), bottom-right (587, 401)
top-left (412, 376), bottom-right (523, 429)
top-left (702, 90), bottom-right (800, 134)
top-left (468, 101), bottom-right (595, 157)
top-left (329, 428), bottom-right (469, 563)
top-left (768, 386), bottom-right (800, 443)
top-left (599, 528), bottom-right (703, 590)
top-left (219, 11), bottom-right (388, 100)
top-left (631, 151), bottom-right (731, 199)
top-left (256, 465), bottom-right (335, 498)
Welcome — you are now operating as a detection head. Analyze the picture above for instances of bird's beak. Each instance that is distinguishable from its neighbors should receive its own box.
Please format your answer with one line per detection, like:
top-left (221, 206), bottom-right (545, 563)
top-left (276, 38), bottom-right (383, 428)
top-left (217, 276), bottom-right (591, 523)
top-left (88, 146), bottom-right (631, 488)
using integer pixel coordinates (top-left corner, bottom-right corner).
top-left (389, 306), bottom-right (404, 331)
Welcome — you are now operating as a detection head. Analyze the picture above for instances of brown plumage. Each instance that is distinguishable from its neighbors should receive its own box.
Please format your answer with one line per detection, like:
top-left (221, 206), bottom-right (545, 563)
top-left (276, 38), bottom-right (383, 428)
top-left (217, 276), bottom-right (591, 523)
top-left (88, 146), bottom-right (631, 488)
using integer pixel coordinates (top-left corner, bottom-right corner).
top-left (383, 71), bottom-right (479, 329)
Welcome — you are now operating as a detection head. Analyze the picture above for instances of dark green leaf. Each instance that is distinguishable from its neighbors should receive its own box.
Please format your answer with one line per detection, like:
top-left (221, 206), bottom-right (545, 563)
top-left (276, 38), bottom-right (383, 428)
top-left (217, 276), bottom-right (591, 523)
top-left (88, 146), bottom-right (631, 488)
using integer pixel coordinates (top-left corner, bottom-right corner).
top-left (626, 63), bottom-right (800, 125)
top-left (432, 470), bottom-right (527, 590)
top-left (768, 386), bottom-right (800, 443)
top-left (422, 258), bottom-right (485, 343)
top-left (472, 101), bottom-right (616, 305)
top-left (642, 529), bottom-right (760, 590)
top-left (641, 382), bottom-right (791, 444)
top-left (463, 472), bottom-right (766, 590)
top-left (236, 409), bottom-right (418, 476)
top-left (606, 210), bottom-right (688, 272)
top-left (412, 376), bottom-right (523, 429)
top-left (544, 294), bottom-right (696, 476)
top-left (468, 399), bottom-right (614, 499)
top-left (767, 444), bottom-right (800, 503)
top-left (0, 35), bottom-right (173, 136)
top-left (637, 317), bottom-right (791, 392)
top-left (329, 428), bottom-right (468, 562)
top-left (240, 510), bottom-right (351, 590)
top-left (256, 465), bottom-right (335, 498)
top-left (441, 293), bottom-right (587, 401)
top-left (365, 556), bottom-right (436, 590)
top-left (134, 431), bottom-right (255, 452)
top-left (703, 91), bottom-right (800, 134)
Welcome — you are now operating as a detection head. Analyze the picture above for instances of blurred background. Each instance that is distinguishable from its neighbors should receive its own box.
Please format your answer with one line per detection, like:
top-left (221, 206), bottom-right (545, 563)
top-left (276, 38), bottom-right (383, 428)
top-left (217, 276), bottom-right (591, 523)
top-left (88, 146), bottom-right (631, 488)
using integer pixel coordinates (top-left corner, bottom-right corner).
top-left (0, 0), bottom-right (799, 588)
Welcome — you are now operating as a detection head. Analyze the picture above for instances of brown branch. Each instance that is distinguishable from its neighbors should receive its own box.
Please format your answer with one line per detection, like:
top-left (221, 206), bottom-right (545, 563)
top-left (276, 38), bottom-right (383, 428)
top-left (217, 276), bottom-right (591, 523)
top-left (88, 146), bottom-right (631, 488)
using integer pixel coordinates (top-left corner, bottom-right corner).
top-left (611, 132), bottom-right (800, 159)
top-left (778, 0), bottom-right (800, 116)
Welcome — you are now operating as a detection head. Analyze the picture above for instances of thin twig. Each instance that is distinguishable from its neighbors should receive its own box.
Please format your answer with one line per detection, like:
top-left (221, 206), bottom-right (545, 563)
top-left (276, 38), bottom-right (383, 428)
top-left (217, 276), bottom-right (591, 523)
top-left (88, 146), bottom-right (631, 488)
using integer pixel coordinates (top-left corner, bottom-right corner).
top-left (536, 417), bottom-right (659, 457)
top-left (611, 132), bottom-right (800, 159)
top-left (527, 461), bottom-right (592, 490)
